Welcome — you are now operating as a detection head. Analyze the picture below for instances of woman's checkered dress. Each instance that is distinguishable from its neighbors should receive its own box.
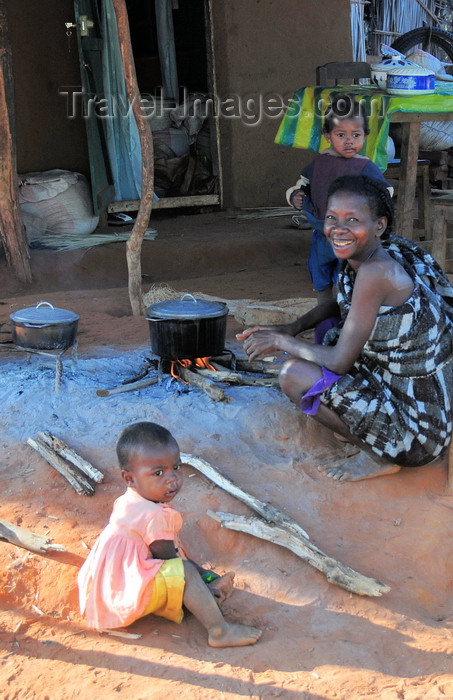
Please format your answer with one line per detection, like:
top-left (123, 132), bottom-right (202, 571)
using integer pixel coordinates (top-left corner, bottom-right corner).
top-left (322, 236), bottom-right (453, 466)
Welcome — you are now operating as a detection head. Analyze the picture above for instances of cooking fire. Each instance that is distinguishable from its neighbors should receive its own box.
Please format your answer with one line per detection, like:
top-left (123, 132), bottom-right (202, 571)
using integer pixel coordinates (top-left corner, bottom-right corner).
top-left (96, 294), bottom-right (282, 401)
top-left (170, 356), bottom-right (216, 379)
top-left (95, 351), bottom-right (281, 403)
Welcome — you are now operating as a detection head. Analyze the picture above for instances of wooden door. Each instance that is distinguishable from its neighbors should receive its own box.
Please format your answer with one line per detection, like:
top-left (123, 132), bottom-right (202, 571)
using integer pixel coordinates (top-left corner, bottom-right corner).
top-left (73, 0), bottom-right (115, 215)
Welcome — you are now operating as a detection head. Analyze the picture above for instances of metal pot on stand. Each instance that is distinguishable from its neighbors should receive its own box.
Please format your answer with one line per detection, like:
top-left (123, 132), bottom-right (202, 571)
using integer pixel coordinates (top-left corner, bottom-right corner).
top-left (146, 294), bottom-right (228, 360)
top-left (9, 301), bottom-right (79, 350)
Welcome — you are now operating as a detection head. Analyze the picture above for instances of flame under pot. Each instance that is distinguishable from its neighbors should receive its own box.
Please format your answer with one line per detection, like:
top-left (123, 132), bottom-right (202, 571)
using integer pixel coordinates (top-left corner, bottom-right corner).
top-left (9, 302), bottom-right (79, 350)
top-left (146, 295), bottom-right (228, 360)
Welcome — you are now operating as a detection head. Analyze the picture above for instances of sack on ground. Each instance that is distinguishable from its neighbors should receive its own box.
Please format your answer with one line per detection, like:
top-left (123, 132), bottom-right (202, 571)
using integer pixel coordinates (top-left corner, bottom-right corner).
top-left (18, 169), bottom-right (99, 241)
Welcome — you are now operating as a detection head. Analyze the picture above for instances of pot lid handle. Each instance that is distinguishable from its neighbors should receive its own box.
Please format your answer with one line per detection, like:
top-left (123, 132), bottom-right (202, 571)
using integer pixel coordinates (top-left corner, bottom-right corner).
top-left (180, 294), bottom-right (197, 303)
top-left (36, 301), bottom-right (55, 310)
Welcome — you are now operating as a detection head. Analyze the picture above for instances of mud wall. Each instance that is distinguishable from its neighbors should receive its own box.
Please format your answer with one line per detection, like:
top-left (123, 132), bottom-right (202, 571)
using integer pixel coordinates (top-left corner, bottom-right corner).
top-left (6, 0), bottom-right (352, 208)
top-left (211, 0), bottom-right (353, 208)
top-left (7, 0), bottom-right (88, 176)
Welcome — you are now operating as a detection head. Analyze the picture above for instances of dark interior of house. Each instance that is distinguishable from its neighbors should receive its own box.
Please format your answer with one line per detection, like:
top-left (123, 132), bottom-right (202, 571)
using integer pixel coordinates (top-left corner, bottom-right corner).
top-left (126, 0), bottom-right (208, 97)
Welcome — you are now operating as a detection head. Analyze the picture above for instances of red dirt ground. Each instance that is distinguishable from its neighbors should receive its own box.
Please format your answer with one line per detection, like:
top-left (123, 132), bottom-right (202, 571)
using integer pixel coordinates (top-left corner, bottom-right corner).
top-left (1, 211), bottom-right (453, 700)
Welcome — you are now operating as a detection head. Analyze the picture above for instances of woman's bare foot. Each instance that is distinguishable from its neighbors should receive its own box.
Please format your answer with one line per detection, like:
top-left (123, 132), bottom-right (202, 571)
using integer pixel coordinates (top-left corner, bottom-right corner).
top-left (318, 450), bottom-right (401, 481)
top-left (208, 622), bottom-right (262, 648)
top-left (208, 572), bottom-right (235, 603)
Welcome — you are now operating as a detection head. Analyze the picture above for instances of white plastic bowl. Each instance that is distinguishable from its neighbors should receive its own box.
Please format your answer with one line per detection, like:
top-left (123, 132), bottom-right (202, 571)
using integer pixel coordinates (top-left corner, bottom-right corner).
top-left (386, 64), bottom-right (435, 95)
top-left (371, 58), bottom-right (415, 89)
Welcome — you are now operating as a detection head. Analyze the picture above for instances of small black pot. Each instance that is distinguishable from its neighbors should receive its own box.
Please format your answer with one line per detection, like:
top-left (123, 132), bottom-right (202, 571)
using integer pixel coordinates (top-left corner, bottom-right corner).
top-left (10, 301), bottom-right (79, 350)
top-left (146, 294), bottom-right (228, 359)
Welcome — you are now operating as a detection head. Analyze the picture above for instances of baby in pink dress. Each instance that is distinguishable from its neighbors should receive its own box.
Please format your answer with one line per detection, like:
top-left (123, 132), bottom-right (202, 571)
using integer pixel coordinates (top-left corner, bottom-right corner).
top-left (78, 421), bottom-right (261, 648)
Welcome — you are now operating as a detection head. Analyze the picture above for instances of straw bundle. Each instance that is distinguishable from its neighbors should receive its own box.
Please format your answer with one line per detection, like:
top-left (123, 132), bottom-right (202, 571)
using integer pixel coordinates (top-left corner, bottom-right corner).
top-left (234, 207), bottom-right (303, 221)
top-left (28, 229), bottom-right (157, 252)
top-left (142, 283), bottom-right (189, 307)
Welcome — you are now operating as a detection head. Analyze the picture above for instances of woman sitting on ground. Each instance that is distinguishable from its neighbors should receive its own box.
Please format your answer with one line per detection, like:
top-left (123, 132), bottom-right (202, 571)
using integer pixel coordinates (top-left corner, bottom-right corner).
top-left (238, 175), bottom-right (453, 481)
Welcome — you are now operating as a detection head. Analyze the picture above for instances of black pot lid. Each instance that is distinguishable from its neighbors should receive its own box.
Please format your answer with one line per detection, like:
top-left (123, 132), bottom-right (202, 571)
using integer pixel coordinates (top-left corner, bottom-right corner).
top-left (147, 294), bottom-right (228, 319)
top-left (10, 301), bottom-right (80, 324)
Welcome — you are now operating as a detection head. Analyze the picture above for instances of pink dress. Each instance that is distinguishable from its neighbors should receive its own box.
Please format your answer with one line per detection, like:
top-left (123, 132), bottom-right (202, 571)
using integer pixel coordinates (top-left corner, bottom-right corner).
top-left (78, 487), bottom-right (184, 629)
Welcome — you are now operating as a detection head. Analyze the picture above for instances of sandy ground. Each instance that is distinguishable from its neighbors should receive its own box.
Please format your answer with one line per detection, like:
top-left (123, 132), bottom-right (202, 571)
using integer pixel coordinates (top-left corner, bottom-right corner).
top-left (1, 211), bottom-right (453, 699)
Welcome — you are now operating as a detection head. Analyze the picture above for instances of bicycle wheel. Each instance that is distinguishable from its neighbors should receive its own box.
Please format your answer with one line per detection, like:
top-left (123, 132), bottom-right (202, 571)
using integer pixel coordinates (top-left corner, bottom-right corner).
top-left (391, 26), bottom-right (453, 63)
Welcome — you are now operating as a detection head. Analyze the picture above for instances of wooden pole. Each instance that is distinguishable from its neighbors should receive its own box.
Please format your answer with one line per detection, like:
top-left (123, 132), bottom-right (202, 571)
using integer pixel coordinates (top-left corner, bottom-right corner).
top-left (0, 0), bottom-right (31, 283)
top-left (111, 0), bottom-right (154, 316)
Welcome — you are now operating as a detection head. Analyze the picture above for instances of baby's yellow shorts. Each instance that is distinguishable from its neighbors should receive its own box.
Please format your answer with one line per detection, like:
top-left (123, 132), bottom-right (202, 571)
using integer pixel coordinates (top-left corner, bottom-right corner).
top-left (142, 558), bottom-right (185, 623)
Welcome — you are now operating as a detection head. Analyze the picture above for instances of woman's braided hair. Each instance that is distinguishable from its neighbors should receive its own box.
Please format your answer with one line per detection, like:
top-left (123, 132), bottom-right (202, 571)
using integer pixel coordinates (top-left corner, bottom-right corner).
top-left (327, 175), bottom-right (394, 237)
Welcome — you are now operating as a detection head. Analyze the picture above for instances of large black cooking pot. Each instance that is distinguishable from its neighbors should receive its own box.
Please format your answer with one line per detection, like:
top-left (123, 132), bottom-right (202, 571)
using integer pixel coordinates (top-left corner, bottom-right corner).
top-left (10, 301), bottom-right (79, 350)
top-left (146, 294), bottom-right (228, 359)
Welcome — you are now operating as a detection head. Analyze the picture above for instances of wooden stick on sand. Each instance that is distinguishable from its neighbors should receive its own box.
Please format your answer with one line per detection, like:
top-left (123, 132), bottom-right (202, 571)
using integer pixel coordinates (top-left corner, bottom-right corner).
top-left (0, 518), bottom-right (66, 555)
top-left (27, 437), bottom-right (95, 496)
top-left (181, 453), bottom-right (390, 597)
top-left (37, 431), bottom-right (104, 483)
top-left (96, 375), bottom-right (159, 397)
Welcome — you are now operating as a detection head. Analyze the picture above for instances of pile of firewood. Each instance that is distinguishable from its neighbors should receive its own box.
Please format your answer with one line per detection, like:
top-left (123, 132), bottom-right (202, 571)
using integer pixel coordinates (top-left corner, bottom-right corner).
top-left (175, 356), bottom-right (281, 403)
top-left (27, 430), bottom-right (104, 496)
top-left (96, 354), bottom-right (282, 403)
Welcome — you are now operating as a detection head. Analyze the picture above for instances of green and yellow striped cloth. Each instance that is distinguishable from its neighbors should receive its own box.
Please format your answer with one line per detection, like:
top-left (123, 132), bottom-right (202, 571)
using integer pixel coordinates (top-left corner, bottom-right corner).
top-left (275, 84), bottom-right (453, 171)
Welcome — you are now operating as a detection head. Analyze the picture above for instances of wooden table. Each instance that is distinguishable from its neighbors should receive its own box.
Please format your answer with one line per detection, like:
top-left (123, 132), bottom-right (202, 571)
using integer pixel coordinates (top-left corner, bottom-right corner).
top-left (390, 112), bottom-right (453, 239)
top-left (275, 84), bottom-right (453, 240)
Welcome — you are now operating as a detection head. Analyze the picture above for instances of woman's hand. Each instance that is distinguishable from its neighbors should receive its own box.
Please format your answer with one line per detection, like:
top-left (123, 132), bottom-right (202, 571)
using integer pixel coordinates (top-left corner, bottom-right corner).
top-left (237, 327), bottom-right (287, 361)
top-left (236, 323), bottom-right (294, 342)
top-left (236, 325), bottom-right (271, 342)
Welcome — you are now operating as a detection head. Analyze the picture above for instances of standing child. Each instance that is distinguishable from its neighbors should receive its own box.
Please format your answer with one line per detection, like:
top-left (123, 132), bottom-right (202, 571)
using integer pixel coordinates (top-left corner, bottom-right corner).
top-left (286, 94), bottom-right (391, 302)
top-left (78, 422), bottom-right (261, 648)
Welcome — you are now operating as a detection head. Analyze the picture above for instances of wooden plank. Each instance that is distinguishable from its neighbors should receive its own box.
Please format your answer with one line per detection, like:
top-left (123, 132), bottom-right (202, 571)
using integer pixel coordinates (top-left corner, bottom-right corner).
top-left (394, 121), bottom-right (420, 241)
top-left (389, 111), bottom-right (453, 124)
top-left (108, 194), bottom-right (220, 213)
top-left (431, 207), bottom-right (448, 269)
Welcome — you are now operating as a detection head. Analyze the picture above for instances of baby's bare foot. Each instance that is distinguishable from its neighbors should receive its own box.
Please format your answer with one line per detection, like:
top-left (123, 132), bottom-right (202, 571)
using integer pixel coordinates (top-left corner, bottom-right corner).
top-left (208, 571), bottom-right (235, 603)
top-left (318, 451), bottom-right (401, 481)
top-left (208, 622), bottom-right (262, 648)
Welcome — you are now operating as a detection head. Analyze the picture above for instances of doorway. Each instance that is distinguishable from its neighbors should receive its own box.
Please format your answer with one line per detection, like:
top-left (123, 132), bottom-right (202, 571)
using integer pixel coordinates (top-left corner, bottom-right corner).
top-left (127, 0), bottom-right (208, 96)
top-left (118, 0), bottom-right (221, 210)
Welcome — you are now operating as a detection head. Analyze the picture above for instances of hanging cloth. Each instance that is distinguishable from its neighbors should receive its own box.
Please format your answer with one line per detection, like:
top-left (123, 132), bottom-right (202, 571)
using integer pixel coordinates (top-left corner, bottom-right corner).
top-left (155, 0), bottom-right (179, 101)
top-left (101, 0), bottom-right (142, 201)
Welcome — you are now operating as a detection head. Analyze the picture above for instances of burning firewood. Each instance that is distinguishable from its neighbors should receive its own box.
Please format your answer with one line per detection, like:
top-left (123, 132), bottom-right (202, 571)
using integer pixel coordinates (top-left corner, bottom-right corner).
top-left (211, 355), bottom-right (281, 375)
top-left (196, 366), bottom-right (280, 388)
top-left (177, 365), bottom-right (229, 402)
top-left (181, 453), bottom-right (390, 597)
